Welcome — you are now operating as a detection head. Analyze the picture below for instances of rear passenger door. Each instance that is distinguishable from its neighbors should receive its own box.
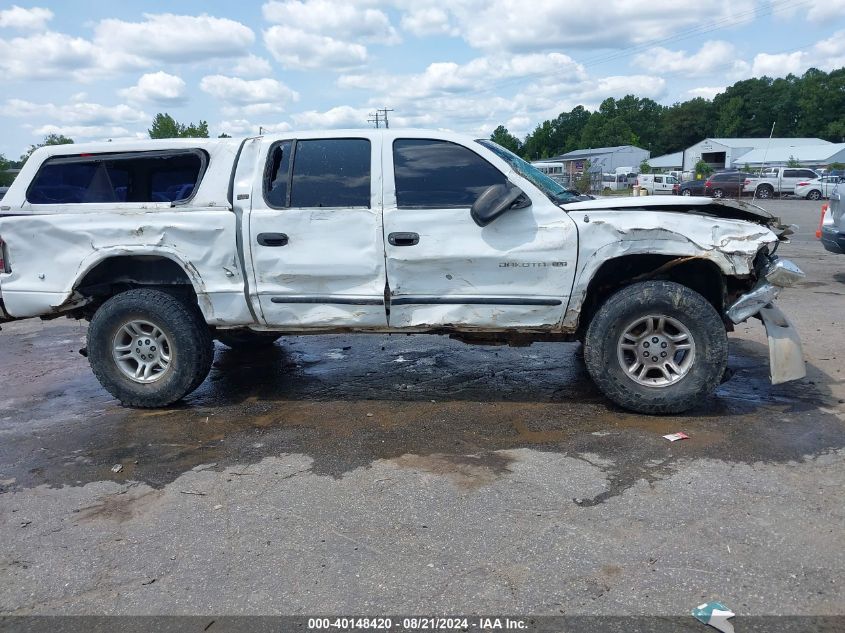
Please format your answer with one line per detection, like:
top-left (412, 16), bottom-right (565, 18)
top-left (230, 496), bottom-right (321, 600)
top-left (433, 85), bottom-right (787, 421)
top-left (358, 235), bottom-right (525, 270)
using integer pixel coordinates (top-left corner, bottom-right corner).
top-left (245, 136), bottom-right (388, 328)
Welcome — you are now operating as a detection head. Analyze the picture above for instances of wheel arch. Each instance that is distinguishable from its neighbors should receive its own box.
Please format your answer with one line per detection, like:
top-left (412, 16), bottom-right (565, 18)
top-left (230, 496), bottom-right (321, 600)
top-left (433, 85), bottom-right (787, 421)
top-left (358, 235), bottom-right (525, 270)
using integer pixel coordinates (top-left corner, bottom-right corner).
top-left (570, 253), bottom-right (731, 336)
top-left (69, 249), bottom-right (208, 317)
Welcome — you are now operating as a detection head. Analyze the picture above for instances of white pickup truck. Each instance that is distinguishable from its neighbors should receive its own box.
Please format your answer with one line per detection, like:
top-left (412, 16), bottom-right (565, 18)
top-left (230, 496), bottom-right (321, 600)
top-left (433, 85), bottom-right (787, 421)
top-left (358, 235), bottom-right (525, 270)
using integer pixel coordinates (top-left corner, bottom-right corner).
top-left (0, 130), bottom-right (806, 413)
top-left (743, 166), bottom-right (820, 199)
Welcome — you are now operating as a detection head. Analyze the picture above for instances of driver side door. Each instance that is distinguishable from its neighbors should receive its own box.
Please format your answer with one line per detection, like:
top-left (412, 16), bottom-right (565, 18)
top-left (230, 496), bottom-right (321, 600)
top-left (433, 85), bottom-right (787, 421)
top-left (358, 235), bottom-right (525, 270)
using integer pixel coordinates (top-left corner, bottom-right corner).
top-left (381, 134), bottom-right (578, 330)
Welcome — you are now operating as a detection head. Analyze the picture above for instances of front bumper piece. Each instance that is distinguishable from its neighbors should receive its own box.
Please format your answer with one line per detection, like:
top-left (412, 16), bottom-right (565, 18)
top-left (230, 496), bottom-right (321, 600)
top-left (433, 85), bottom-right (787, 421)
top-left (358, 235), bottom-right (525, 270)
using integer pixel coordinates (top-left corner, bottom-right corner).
top-left (726, 258), bottom-right (806, 384)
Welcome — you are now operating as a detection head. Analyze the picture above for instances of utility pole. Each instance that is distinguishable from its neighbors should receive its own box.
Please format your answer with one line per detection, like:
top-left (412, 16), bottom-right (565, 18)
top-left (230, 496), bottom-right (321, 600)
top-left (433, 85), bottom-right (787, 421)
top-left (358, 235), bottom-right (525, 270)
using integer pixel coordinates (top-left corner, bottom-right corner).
top-left (378, 108), bottom-right (393, 129)
top-left (259, 126), bottom-right (265, 135)
top-left (367, 108), bottom-right (394, 129)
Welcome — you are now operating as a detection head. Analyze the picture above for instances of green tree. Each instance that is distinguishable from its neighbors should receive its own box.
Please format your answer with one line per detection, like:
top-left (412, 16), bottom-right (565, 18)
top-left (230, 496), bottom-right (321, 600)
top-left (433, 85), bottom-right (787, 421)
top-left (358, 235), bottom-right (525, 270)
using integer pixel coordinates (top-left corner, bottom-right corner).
top-left (149, 113), bottom-right (209, 139)
top-left (694, 159), bottom-right (713, 179)
top-left (489, 125), bottom-right (522, 154)
top-left (0, 154), bottom-right (17, 187)
top-left (786, 155), bottom-right (800, 167)
top-left (218, 132), bottom-right (232, 138)
top-left (21, 133), bottom-right (74, 162)
top-left (639, 159), bottom-right (652, 174)
top-left (658, 98), bottom-right (715, 154)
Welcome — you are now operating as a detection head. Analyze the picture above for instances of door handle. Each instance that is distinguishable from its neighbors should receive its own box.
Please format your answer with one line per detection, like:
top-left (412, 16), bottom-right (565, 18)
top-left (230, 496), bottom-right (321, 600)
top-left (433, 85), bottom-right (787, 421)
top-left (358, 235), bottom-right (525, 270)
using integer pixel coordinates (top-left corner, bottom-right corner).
top-left (257, 232), bottom-right (288, 247)
top-left (388, 232), bottom-right (419, 246)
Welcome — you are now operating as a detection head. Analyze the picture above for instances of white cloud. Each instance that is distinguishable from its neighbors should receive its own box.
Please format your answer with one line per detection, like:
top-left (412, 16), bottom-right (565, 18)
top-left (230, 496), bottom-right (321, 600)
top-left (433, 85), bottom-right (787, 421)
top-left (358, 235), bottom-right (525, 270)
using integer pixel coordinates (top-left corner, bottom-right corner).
top-left (5, 99), bottom-right (147, 127)
top-left (31, 124), bottom-right (131, 140)
top-left (200, 75), bottom-right (299, 108)
top-left (0, 12), bottom-right (255, 82)
top-left (290, 105), bottom-right (370, 129)
top-left (264, 25), bottom-right (368, 70)
top-left (772, 0), bottom-right (845, 23)
top-left (751, 51), bottom-right (808, 77)
top-left (632, 41), bottom-right (744, 75)
top-left (0, 31), bottom-right (145, 81)
top-left (262, 0), bottom-right (399, 44)
top-left (8, 98), bottom-right (147, 142)
top-left (120, 72), bottom-right (187, 105)
top-left (0, 5), bottom-right (53, 30)
top-left (229, 55), bottom-right (274, 78)
top-left (261, 0), bottom-right (398, 70)
top-left (217, 119), bottom-right (256, 136)
top-left (401, 7), bottom-right (458, 37)
top-left (94, 13), bottom-right (254, 63)
top-left (685, 86), bottom-right (726, 100)
top-left (339, 52), bottom-right (586, 101)
top-left (405, 0), bottom-right (757, 52)
top-left (812, 29), bottom-right (845, 71)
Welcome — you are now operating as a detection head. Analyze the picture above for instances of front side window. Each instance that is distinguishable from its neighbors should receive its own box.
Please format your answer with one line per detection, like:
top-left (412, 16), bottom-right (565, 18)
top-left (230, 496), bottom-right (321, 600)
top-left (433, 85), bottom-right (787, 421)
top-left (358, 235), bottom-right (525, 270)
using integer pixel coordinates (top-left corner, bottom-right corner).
top-left (394, 139), bottom-right (507, 208)
top-left (27, 151), bottom-right (205, 205)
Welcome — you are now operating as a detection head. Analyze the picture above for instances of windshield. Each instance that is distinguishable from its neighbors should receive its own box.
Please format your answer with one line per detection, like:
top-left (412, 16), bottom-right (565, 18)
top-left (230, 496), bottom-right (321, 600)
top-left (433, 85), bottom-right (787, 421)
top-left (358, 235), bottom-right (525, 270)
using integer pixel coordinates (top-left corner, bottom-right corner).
top-left (476, 139), bottom-right (580, 203)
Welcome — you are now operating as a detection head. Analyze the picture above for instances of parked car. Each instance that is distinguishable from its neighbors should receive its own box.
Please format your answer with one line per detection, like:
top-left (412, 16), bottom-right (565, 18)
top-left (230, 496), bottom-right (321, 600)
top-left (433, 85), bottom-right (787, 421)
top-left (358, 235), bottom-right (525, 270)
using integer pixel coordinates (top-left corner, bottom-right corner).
top-left (635, 173), bottom-right (679, 195)
top-left (819, 183), bottom-right (844, 254)
top-left (0, 130), bottom-right (805, 414)
top-left (704, 172), bottom-right (753, 198)
top-left (743, 167), bottom-right (820, 198)
top-left (675, 180), bottom-right (707, 196)
top-left (794, 176), bottom-right (841, 200)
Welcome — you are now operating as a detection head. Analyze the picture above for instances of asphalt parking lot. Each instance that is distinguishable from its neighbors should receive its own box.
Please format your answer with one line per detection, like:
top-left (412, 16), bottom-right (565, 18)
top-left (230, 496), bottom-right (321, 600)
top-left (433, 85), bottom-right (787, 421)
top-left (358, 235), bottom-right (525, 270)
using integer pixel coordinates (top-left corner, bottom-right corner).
top-left (1, 198), bottom-right (843, 618)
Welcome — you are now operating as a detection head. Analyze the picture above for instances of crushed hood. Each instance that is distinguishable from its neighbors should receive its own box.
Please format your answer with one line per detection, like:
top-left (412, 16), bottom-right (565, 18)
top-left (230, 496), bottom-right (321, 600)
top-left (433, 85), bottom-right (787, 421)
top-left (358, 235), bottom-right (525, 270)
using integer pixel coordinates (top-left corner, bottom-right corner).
top-left (561, 195), bottom-right (785, 231)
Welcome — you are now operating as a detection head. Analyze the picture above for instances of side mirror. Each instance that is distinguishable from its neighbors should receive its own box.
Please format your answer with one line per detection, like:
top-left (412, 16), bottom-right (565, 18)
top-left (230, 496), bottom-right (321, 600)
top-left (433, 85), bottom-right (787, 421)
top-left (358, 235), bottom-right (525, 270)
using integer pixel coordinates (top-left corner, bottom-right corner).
top-left (470, 183), bottom-right (531, 227)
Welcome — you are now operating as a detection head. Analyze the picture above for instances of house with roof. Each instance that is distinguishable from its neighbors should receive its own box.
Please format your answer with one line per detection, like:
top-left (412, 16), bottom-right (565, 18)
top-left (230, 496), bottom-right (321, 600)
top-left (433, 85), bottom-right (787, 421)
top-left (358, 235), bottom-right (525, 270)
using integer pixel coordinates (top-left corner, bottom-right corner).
top-left (683, 138), bottom-right (831, 171)
top-left (547, 145), bottom-right (650, 178)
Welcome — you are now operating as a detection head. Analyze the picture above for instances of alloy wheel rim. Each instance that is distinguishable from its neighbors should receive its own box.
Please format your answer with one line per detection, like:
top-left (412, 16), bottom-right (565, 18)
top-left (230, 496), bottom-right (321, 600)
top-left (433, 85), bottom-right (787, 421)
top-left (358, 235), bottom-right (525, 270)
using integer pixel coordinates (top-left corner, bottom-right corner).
top-left (112, 319), bottom-right (172, 384)
top-left (617, 314), bottom-right (695, 387)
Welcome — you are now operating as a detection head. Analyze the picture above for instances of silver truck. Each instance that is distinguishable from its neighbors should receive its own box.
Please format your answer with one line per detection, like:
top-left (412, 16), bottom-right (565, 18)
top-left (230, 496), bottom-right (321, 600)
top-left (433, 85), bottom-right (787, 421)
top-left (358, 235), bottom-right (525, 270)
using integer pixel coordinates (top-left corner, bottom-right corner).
top-left (743, 166), bottom-right (821, 199)
top-left (0, 130), bottom-right (806, 414)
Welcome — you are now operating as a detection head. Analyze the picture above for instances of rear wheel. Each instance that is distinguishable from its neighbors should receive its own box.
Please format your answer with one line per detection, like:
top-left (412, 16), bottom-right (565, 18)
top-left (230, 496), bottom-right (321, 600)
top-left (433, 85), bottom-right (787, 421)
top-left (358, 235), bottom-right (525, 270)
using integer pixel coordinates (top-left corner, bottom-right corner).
top-left (584, 280), bottom-right (728, 414)
top-left (87, 289), bottom-right (214, 407)
top-left (216, 330), bottom-right (281, 349)
top-left (756, 185), bottom-right (774, 199)
top-left (806, 189), bottom-right (822, 200)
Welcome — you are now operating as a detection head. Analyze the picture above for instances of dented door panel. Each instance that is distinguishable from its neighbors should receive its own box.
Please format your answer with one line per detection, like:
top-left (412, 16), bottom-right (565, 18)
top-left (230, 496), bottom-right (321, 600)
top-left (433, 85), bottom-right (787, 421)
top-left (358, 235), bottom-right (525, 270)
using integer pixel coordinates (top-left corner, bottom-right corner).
top-left (381, 132), bottom-right (579, 330)
top-left (246, 135), bottom-right (388, 328)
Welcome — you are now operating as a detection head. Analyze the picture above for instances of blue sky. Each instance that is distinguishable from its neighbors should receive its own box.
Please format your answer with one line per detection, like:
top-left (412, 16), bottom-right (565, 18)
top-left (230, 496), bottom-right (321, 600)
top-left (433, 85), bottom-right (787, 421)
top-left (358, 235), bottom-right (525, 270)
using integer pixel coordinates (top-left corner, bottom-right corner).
top-left (1, 0), bottom-right (844, 157)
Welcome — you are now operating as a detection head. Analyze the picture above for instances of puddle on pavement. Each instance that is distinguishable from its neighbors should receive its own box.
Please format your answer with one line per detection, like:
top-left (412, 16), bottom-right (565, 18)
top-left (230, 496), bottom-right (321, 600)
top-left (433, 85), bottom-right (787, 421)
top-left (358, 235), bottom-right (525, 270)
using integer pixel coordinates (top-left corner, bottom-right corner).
top-left (1, 324), bottom-right (843, 506)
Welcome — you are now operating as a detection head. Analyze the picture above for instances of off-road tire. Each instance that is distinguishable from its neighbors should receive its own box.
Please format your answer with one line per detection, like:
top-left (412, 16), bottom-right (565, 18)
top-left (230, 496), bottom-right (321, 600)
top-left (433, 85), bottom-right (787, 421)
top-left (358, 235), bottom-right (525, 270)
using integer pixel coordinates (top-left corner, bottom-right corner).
top-left (756, 185), bottom-right (774, 199)
top-left (584, 280), bottom-right (728, 414)
top-left (216, 330), bottom-right (281, 349)
top-left (806, 189), bottom-right (822, 201)
top-left (87, 289), bottom-right (214, 407)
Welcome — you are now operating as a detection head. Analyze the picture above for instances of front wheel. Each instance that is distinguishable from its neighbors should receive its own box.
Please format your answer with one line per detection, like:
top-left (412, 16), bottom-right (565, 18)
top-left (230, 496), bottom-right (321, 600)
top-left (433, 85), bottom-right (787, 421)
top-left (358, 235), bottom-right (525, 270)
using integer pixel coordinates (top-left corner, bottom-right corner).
top-left (712, 188), bottom-right (724, 198)
top-left (584, 280), bottom-right (728, 414)
top-left (681, 189), bottom-right (692, 196)
top-left (87, 289), bottom-right (214, 407)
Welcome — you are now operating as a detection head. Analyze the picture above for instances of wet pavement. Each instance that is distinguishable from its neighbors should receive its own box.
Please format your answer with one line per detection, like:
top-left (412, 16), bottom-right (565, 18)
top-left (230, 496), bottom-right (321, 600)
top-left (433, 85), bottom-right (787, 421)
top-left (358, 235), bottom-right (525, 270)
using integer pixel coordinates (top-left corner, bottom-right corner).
top-left (1, 199), bottom-right (844, 616)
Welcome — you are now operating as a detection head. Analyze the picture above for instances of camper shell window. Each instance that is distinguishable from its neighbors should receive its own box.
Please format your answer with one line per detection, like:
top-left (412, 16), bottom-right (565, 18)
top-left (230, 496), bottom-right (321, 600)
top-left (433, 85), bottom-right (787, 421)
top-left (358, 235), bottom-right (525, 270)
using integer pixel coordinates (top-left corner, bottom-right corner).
top-left (26, 149), bottom-right (208, 205)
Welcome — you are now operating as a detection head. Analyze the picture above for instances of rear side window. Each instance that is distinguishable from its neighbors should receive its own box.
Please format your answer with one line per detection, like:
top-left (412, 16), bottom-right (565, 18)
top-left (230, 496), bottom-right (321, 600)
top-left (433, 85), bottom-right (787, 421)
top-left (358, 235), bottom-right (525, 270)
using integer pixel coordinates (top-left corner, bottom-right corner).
top-left (27, 150), bottom-right (206, 205)
top-left (393, 139), bottom-right (507, 208)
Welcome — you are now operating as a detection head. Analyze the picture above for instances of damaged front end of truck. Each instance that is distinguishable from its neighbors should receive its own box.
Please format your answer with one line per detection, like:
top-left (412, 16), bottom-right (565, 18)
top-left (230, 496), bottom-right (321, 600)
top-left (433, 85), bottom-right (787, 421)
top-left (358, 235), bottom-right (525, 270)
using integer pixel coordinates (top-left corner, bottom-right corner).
top-left (564, 196), bottom-right (806, 385)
